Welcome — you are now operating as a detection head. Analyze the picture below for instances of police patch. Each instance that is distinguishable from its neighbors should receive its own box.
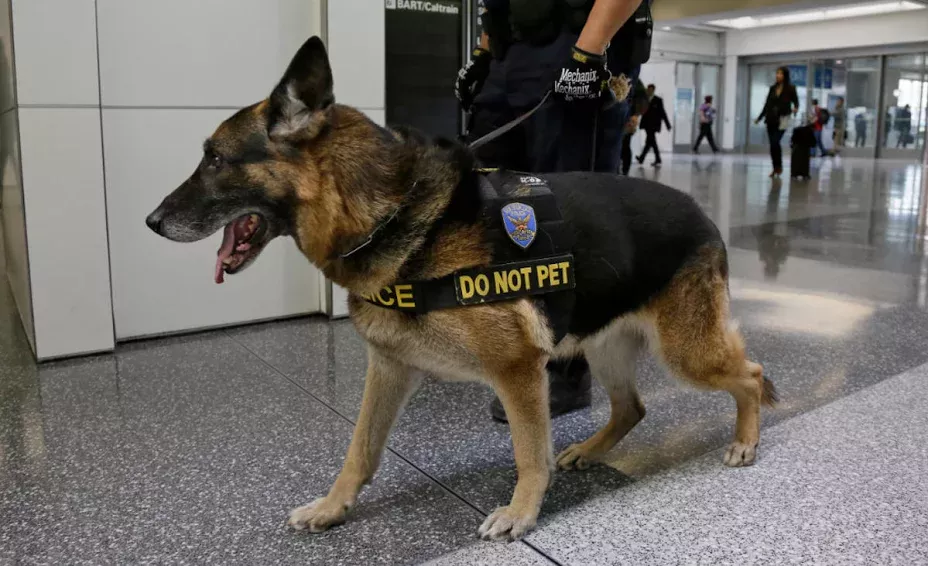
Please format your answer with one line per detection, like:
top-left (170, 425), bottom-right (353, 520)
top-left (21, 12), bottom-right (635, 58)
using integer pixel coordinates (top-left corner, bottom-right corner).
top-left (501, 202), bottom-right (537, 250)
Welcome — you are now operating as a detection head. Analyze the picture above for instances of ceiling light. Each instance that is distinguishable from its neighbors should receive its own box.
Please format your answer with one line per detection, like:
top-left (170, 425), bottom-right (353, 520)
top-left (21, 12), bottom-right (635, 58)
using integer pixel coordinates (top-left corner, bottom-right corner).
top-left (661, 26), bottom-right (672, 31)
top-left (708, 1), bottom-right (924, 29)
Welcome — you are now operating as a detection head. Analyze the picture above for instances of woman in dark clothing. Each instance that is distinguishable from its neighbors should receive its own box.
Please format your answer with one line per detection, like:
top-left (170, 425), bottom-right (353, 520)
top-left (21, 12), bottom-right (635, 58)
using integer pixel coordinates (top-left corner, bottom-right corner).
top-left (755, 66), bottom-right (800, 178)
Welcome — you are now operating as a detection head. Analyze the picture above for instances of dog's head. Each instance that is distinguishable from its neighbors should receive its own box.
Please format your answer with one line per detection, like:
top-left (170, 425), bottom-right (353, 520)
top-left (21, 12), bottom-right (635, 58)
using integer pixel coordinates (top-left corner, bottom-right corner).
top-left (145, 36), bottom-right (337, 283)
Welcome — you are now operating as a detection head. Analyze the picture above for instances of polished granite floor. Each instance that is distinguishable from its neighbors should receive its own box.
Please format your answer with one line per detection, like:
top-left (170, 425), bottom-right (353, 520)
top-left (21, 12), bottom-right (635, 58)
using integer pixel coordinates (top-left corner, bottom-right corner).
top-left (2, 155), bottom-right (928, 565)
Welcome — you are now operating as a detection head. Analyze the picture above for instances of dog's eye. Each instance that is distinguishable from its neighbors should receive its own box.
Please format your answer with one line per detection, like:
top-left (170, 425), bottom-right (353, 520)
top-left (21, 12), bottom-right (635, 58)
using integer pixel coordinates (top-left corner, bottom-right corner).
top-left (208, 154), bottom-right (224, 170)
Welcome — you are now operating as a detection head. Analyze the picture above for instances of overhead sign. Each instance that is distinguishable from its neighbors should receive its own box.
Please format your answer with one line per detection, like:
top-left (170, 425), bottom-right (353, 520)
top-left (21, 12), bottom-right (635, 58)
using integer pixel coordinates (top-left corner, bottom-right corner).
top-left (385, 0), bottom-right (462, 139)
top-left (787, 64), bottom-right (833, 89)
top-left (385, 0), bottom-right (461, 15)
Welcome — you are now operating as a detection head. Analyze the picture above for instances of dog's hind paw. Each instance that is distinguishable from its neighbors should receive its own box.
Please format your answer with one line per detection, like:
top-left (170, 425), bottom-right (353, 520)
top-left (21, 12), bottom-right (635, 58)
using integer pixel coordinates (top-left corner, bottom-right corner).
top-left (723, 441), bottom-right (757, 467)
top-left (556, 443), bottom-right (596, 471)
top-left (478, 505), bottom-right (537, 541)
top-left (287, 497), bottom-right (348, 533)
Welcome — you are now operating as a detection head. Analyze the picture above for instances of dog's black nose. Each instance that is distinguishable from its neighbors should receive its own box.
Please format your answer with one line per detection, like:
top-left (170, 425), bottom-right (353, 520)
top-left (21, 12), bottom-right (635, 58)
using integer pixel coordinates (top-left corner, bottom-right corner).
top-left (146, 210), bottom-right (164, 234)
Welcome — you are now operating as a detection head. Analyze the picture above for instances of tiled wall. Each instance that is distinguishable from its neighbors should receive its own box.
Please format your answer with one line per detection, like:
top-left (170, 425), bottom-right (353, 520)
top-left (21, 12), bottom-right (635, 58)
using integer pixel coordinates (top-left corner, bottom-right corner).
top-left (97, 0), bottom-right (324, 340)
top-left (0, 0), bottom-right (34, 351)
top-left (8, 0), bottom-right (112, 359)
top-left (326, 0), bottom-right (386, 318)
top-left (4, 0), bottom-right (331, 357)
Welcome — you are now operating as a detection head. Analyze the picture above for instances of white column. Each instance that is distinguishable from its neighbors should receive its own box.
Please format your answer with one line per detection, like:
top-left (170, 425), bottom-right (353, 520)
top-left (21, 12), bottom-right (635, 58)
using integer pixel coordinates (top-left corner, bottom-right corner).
top-left (325, 0), bottom-right (387, 319)
top-left (10, 0), bottom-right (114, 359)
top-left (722, 54), bottom-right (739, 151)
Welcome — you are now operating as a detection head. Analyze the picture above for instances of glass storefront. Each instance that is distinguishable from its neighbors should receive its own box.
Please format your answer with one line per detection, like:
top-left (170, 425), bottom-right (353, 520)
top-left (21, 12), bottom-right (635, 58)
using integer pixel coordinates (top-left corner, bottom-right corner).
top-left (745, 49), bottom-right (928, 161)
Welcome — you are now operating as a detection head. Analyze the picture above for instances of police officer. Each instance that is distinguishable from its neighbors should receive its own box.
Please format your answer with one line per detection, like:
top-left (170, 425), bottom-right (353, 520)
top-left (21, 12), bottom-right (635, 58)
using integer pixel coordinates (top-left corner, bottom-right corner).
top-left (456, 0), bottom-right (653, 421)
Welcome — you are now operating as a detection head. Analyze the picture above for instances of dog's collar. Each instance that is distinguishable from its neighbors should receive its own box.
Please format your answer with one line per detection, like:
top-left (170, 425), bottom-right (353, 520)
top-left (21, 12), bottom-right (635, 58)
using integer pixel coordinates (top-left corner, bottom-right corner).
top-left (339, 182), bottom-right (416, 259)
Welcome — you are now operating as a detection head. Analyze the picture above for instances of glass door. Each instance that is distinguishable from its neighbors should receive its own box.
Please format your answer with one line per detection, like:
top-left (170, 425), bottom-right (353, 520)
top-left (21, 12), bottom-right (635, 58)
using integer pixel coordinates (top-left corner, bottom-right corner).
top-left (842, 57), bottom-right (881, 158)
top-left (698, 64), bottom-right (721, 141)
top-left (879, 53), bottom-right (927, 160)
top-left (673, 62), bottom-right (696, 152)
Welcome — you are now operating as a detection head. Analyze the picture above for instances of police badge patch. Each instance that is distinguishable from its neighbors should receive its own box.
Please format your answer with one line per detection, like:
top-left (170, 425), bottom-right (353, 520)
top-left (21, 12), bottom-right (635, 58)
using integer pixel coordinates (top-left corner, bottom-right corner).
top-left (501, 202), bottom-right (537, 250)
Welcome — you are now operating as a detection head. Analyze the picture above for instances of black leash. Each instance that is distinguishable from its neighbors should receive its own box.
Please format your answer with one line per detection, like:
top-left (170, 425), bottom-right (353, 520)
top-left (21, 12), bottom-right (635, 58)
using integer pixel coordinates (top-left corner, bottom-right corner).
top-left (468, 90), bottom-right (552, 151)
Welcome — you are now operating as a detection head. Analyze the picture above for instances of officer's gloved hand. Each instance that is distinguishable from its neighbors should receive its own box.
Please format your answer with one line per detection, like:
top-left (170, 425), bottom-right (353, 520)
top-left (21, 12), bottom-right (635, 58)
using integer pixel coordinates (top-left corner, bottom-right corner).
top-left (552, 46), bottom-right (611, 104)
top-left (455, 48), bottom-right (492, 112)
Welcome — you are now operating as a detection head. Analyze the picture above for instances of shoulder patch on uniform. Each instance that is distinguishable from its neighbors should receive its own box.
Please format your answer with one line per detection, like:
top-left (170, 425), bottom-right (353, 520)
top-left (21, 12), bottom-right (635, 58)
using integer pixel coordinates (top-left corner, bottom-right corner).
top-left (501, 202), bottom-right (537, 250)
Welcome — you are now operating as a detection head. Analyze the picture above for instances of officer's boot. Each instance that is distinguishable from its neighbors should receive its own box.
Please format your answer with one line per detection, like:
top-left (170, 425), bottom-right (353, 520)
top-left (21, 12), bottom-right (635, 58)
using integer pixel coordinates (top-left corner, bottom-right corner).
top-left (490, 356), bottom-right (592, 422)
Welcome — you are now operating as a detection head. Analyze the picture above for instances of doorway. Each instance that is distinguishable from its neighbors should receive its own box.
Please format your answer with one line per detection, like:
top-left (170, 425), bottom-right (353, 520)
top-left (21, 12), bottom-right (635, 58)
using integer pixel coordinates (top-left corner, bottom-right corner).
top-left (673, 62), bottom-right (722, 153)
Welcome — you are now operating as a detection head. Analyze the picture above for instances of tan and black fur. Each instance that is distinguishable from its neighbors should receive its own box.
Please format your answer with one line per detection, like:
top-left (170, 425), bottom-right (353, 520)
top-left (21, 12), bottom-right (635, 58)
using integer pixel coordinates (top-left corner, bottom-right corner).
top-left (146, 37), bottom-right (777, 541)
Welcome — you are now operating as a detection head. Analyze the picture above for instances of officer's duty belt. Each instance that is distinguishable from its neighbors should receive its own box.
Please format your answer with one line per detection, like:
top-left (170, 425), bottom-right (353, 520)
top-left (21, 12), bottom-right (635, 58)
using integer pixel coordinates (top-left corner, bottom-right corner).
top-left (361, 254), bottom-right (575, 313)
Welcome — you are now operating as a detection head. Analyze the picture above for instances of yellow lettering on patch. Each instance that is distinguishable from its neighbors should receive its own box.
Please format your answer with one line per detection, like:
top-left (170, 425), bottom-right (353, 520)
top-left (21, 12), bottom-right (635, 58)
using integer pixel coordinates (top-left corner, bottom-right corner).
top-left (507, 269), bottom-right (522, 291)
top-left (475, 274), bottom-right (490, 296)
top-left (520, 267), bottom-right (533, 290)
top-left (376, 287), bottom-right (395, 306)
top-left (558, 261), bottom-right (570, 285)
top-left (459, 275), bottom-right (475, 299)
top-left (494, 271), bottom-right (509, 294)
top-left (548, 263), bottom-right (560, 286)
top-left (536, 264), bottom-right (550, 287)
top-left (395, 284), bottom-right (415, 308)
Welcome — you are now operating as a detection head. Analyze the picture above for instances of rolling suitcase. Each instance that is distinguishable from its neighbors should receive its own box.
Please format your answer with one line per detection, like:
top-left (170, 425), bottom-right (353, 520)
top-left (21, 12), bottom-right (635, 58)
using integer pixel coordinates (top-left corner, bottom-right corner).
top-left (790, 145), bottom-right (811, 179)
top-left (790, 125), bottom-right (814, 180)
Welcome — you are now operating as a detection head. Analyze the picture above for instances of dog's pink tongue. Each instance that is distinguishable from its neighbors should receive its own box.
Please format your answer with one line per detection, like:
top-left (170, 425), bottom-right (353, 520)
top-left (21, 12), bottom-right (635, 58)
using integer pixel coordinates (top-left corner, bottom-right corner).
top-left (214, 223), bottom-right (236, 284)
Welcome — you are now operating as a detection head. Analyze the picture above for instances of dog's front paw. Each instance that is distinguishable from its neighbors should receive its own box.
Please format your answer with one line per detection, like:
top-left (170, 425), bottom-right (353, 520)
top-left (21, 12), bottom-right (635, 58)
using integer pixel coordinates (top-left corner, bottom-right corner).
top-left (723, 441), bottom-right (757, 467)
top-left (478, 505), bottom-right (538, 541)
top-left (556, 443), bottom-right (596, 471)
top-left (287, 497), bottom-right (349, 533)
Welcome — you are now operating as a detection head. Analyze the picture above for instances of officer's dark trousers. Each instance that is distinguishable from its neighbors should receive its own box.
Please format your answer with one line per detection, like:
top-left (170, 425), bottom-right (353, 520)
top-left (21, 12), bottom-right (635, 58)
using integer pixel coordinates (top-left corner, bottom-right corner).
top-left (468, 99), bottom-right (626, 174)
top-left (639, 130), bottom-right (661, 163)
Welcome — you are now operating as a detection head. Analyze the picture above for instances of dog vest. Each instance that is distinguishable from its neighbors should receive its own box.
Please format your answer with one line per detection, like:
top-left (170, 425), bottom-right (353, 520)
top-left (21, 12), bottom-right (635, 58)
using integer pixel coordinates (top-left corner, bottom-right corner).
top-left (361, 169), bottom-right (577, 341)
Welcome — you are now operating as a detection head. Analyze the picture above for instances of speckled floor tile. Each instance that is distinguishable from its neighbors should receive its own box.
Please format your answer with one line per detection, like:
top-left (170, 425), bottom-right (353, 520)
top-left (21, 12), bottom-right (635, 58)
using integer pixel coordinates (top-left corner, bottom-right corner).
top-left (524, 361), bottom-right (928, 566)
top-left (227, 287), bottom-right (928, 519)
top-left (0, 331), bottom-right (547, 565)
top-left (5, 156), bottom-right (928, 565)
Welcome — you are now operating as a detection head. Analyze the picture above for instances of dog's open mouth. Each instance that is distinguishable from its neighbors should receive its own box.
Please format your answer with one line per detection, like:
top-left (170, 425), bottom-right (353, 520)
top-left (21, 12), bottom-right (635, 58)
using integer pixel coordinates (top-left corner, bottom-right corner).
top-left (215, 213), bottom-right (267, 284)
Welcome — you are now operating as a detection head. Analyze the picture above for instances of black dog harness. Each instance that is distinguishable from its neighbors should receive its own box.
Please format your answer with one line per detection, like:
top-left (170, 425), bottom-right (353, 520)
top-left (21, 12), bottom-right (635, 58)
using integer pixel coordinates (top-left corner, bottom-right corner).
top-left (361, 169), bottom-right (577, 339)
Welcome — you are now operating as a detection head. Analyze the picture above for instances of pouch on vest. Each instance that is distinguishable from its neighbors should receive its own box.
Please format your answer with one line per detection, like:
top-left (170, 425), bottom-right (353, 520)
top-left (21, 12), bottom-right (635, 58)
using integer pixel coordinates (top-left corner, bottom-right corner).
top-left (612, 0), bottom-right (652, 67)
top-left (509, 0), bottom-right (558, 45)
top-left (481, 2), bottom-right (513, 60)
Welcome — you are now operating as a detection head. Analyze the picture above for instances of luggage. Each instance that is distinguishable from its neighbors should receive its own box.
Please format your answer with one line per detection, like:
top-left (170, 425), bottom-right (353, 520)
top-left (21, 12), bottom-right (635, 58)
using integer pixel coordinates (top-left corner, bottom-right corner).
top-left (790, 145), bottom-right (811, 179)
top-left (790, 125), bottom-right (814, 179)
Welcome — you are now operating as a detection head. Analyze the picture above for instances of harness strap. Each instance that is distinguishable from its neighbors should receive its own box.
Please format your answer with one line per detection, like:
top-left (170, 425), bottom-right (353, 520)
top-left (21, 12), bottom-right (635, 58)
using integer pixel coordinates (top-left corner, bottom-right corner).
top-left (468, 90), bottom-right (552, 151)
top-left (361, 254), bottom-right (575, 314)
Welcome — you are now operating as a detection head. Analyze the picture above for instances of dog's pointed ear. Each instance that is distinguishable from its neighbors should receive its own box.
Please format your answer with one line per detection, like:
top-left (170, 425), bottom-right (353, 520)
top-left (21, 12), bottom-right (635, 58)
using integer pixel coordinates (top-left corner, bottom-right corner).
top-left (268, 36), bottom-right (334, 141)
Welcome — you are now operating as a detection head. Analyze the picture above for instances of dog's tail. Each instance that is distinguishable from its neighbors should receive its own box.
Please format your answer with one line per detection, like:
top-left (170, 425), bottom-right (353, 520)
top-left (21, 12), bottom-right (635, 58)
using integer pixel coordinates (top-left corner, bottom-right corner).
top-left (761, 377), bottom-right (779, 407)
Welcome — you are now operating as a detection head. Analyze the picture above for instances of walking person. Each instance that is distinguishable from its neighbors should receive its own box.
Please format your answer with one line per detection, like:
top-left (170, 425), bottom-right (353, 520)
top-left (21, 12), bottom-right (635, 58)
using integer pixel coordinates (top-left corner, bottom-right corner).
top-left (755, 66), bottom-right (799, 178)
top-left (854, 112), bottom-right (867, 147)
top-left (810, 99), bottom-right (829, 157)
top-left (621, 114), bottom-right (638, 175)
top-left (896, 105), bottom-right (913, 148)
top-left (692, 94), bottom-right (719, 154)
top-left (637, 84), bottom-right (671, 167)
top-left (832, 97), bottom-right (846, 151)
top-left (621, 78), bottom-right (648, 175)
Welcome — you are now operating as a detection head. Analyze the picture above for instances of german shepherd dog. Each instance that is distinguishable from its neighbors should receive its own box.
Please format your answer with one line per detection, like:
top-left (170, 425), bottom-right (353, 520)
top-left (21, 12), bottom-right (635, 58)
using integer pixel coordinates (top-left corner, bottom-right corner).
top-left (146, 37), bottom-right (777, 541)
